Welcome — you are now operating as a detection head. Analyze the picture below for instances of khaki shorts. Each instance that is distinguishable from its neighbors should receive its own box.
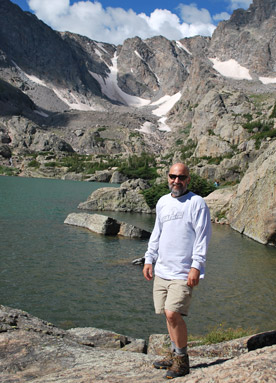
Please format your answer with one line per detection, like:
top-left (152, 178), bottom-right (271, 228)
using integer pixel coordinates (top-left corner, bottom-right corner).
top-left (153, 275), bottom-right (193, 316)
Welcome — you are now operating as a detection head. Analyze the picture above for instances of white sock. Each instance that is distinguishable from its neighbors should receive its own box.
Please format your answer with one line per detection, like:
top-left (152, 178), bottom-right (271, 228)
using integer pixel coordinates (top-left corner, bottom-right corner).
top-left (175, 346), bottom-right (187, 355)
top-left (171, 341), bottom-right (176, 352)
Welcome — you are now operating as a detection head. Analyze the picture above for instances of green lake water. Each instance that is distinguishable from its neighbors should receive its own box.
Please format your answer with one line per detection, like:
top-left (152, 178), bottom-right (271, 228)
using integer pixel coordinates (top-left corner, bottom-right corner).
top-left (0, 175), bottom-right (275, 340)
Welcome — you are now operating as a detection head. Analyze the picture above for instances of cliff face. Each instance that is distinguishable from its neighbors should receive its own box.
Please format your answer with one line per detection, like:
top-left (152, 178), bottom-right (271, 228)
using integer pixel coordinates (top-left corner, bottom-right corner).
top-left (209, 0), bottom-right (276, 74)
top-left (228, 140), bottom-right (276, 245)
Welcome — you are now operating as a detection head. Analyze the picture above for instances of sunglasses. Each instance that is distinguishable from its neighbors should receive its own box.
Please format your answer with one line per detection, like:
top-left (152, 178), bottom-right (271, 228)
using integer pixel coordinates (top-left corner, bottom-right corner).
top-left (169, 174), bottom-right (188, 181)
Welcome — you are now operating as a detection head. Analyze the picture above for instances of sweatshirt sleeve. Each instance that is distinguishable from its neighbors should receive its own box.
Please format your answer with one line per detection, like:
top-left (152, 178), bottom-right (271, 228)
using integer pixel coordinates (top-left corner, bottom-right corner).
top-left (144, 204), bottom-right (162, 264)
top-left (191, 204), bottom-right (211, 273)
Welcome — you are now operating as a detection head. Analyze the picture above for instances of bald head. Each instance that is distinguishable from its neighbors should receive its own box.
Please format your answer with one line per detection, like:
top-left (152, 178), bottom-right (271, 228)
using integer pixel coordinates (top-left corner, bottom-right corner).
top-left (169, 163), bottom-right (190, 176)
top-left (168, 163), bottom-right (191, 197)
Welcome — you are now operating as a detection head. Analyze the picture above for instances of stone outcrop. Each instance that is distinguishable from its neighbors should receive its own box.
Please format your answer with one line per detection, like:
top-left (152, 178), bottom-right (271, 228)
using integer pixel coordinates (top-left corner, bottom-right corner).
top-left (204, 140), bottom-right (276, 245)
top-left (1, 305), bottom-right (276, 383)
top-left (228, 140), bottom-right (276, 245)
top-left (85, 169), bottom-right (128, 183)
top-left (117, 35), bottom-right (191, 98)
top-left (209, 0), bottom-right (276, 76)
top-left (204, 186), bottom-right (237, 223)
top-left (64, 212), bottom-right (151, 238)
top-left (78, 179), bottom-right (152, 213)
top-left (68, 327), bottom-right (147, 353)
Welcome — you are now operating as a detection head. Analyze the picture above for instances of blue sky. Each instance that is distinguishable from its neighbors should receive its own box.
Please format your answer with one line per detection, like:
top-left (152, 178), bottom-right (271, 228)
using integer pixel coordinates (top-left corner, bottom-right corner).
top-left (11, 0), bottom-right (253, 44)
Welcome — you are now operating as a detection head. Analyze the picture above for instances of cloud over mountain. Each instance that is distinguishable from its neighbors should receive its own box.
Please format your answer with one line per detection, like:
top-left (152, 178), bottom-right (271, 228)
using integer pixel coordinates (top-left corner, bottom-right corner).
top-left (27, 0), bottom-right (221, 44)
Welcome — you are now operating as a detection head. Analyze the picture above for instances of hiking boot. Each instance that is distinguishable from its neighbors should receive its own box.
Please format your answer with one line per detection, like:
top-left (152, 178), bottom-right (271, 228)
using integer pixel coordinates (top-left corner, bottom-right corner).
top-left (153, 352), bottom-right (174, 369)
top-left (164, 353), bottom-right (190, 379)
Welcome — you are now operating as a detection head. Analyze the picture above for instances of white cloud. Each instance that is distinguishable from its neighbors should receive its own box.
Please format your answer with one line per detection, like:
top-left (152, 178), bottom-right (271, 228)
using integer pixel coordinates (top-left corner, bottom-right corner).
top-left (228, 0), bottom-right (253, 11)
top-left (213, 12), bottom-right (231, 21)
top-left (27, 0), bottom-right (217, 45)
top-left (178, 3), bottom-right (212, 24)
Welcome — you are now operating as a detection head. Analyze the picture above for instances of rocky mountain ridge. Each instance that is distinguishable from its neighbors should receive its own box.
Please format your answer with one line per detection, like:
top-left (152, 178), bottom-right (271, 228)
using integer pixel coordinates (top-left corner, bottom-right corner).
top-left (0, 0), bottom-right (275, 169)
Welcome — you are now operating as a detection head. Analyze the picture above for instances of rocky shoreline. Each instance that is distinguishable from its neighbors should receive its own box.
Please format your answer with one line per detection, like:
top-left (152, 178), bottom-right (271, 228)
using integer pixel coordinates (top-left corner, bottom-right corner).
top-left (1, 305), bottom-right (275, 382)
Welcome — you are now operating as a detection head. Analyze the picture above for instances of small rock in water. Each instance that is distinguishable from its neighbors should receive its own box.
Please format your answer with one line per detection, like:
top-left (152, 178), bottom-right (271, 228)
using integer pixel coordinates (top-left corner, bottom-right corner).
top-left (132, 257), bottom-right (145, 265)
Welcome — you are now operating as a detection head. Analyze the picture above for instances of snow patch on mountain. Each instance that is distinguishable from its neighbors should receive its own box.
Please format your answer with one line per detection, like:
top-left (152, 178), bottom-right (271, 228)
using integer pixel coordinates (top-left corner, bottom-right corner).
top-left (158, 117), bottom-right (171, 132)
top-left (51, 87), bottom-right (101, 111)
top-left (176, 41), bottom-right (192, 55)
top-left (209, 58), bottom-right (252, 80)
top-left (151, 92), bottom-right (182, 132)
top-left (134, 50), bottom-right (143, 60)
top-left (136, 121), bottom-right (156, 134)
top-left (24, 74), bottom-right (47, 87)
top-left (95, 42), bottom-right (109, 55)
top-left (34, 110), bottom-right (49, 118)
top-left (259, 76), bottom-right (276, 84)
top-left (13, 61), bottom-right (101, 111)
top-left (152, 92), bottom-right (181, 117)
top-left (90, 53), bottom-right (151, 107)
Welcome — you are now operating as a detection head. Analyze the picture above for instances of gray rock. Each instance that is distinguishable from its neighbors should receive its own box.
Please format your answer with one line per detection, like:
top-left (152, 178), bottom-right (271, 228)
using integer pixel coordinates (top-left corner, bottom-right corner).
top-left (121, 178), bottom-right (150, 190)
top-left (68, 328), bottom-right (147, 353)
top-left (0, 130), bottom-right (11, 144)
top-left (67, 327), bottom-right (127, 349)
top-left (86, 170), bottom-right (112, 182)
top-left (228, 140), bottom-right (276, 245)
top-left (0, 144), bottom-right (12, 158)
top-left (204, 186), bottom-right (237, 221)
top-left (119, 222), bottom-right (150, 239)
top-left (132, 257), bottom-right (145, 265)
top-left (78, 184), bottom-right (152, 213)
top-left (64, 213), bottom-right (121, 235)
top-left (121, 337), bottom-right (147, 353)
top-left (1, 305), bottom-right (276, 383)
top-left (110, 170), bottom-right (128, 184)
top-left (64, 212), bottom-right (151, 238)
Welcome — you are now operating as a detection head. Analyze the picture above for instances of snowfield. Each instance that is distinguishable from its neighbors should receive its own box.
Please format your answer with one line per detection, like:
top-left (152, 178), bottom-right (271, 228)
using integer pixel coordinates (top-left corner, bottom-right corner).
top-left (209, 58), bottom-right (252, 80)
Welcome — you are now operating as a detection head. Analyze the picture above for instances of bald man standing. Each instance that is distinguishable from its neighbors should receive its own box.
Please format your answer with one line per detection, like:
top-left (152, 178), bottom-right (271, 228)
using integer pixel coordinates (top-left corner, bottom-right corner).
top-left (143, 163), bottom-right (211, 379)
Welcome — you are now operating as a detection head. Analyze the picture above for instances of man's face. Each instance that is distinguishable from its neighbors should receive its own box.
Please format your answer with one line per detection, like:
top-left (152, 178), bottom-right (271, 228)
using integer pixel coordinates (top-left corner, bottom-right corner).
top-left (168, 164), bottom-right (190, 197)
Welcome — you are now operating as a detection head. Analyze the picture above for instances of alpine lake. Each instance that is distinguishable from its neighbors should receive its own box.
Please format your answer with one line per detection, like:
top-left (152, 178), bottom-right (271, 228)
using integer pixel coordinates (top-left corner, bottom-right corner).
top-left (1, 175), bottom-right (276, 340)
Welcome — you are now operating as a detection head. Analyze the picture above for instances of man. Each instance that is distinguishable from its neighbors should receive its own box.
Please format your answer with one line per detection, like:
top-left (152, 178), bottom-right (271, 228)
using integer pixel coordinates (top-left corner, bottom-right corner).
top-left (143, 163), bottom-right (211, 379)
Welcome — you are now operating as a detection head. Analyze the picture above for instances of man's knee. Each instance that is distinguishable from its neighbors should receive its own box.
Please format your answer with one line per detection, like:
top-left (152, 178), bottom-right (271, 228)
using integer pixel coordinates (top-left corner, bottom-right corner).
top-left (165, 310), bottom-right (183, 327)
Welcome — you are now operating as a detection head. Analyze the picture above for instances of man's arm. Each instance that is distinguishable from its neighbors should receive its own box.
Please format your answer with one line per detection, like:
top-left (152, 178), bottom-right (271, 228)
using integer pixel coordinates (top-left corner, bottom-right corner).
top-left (143, 204), bottom-right (162, 280)
top-left (191, 204), bottom-right (212, 277)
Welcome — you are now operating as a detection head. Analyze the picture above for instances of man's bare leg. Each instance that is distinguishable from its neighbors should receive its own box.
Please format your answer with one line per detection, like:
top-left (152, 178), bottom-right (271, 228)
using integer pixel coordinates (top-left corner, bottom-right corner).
top-left (164, 310), bottom-right (190, 379)
top-left (165, 310), bottom-right (187, 349)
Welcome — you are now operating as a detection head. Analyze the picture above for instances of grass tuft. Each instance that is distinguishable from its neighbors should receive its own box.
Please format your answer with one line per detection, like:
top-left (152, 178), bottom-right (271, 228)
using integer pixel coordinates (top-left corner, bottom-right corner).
top-left (189, 324), bottom-right (256, 346)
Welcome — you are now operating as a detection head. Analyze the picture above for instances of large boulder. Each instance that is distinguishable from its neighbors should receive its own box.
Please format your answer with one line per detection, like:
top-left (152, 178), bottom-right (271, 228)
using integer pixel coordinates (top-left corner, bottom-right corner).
top-left (194, 135), bottom-right (233, 158)
top-left (64, 212), bottom-right (151, 238)
top-left (64, 213), bottom-right (120, 235)
top-left (86, 170), bottom-right (113, 183)
top-left (228, 140), bottom-right (276, 245)
top-left (78, 179), bottom-right (152, 213)
top-left (0, 144), bottom-right (12, 158)
top-left (67, 327), bottom-right (147, 353)
top-left (204, 186), bottom-right (237, 222)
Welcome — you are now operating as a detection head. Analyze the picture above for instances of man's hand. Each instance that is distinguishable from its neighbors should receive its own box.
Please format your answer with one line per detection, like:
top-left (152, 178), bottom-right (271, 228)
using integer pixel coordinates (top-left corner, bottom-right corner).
top-left (187, 267), bottom-right (200, 287)
top-left (143, 264), bottom-right (153, 281)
